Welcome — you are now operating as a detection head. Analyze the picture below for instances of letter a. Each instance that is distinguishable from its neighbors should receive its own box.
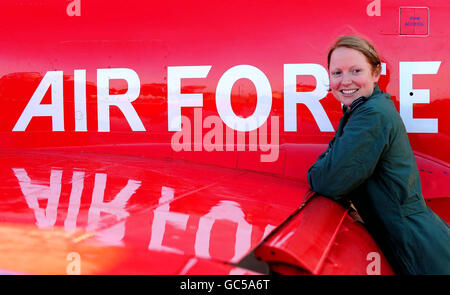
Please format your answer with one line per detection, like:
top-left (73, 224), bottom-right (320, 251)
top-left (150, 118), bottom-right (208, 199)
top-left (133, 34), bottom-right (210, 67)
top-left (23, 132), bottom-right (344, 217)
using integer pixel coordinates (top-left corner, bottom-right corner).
top-left (67, 0), bottom-right (81, 17)
top-left (13, 71), bottom-right (64, 131)
top-left (180, 282), bottom-right (186, 290)
top-left (66, 252), bottom-right (81, 275)
top-left (366, 252), bottom-right (381, 275)
top-left (367, 0), bottom-right (381, 17)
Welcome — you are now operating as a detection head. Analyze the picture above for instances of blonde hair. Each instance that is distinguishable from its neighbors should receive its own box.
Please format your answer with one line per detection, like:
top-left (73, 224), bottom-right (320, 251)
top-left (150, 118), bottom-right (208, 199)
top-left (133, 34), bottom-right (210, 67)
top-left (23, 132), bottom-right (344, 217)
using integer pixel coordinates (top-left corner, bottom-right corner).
top-left (327, 35), bottom-right (381, 75)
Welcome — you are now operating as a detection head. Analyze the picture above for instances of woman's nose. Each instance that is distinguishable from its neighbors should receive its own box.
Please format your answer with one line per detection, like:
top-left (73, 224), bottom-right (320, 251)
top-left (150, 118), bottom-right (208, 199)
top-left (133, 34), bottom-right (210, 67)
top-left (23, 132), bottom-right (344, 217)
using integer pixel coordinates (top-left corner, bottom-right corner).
top-left (342, 73), bottom-right (352, 86)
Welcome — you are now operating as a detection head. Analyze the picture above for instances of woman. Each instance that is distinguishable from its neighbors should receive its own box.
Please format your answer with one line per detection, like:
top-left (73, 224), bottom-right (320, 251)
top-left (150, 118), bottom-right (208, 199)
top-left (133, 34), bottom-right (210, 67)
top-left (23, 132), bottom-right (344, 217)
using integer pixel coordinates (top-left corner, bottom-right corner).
top-left (307, 35), bottom-right (450, 274)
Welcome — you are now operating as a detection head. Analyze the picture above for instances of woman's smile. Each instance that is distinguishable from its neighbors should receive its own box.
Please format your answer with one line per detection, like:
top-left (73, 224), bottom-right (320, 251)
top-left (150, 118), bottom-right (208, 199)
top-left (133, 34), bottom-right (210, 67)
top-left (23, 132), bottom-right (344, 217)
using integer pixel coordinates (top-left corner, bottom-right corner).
top-left (340, 88), bottom-right (359, 96)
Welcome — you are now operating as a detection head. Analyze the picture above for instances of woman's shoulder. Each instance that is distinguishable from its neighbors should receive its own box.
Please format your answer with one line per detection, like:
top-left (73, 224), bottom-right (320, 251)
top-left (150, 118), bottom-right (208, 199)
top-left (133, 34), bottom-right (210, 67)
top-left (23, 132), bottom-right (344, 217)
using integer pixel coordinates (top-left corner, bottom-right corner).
top-left (358, 89), bottom-right (398, 119)
top-left (351, 89), bottom-right (405, 134)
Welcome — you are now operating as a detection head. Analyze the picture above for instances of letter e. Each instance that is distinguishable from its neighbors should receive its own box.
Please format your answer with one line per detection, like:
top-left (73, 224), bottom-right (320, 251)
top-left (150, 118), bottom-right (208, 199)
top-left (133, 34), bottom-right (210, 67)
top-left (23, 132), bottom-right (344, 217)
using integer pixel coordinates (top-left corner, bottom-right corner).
top-left (399, 61), bottom-right (440, 133)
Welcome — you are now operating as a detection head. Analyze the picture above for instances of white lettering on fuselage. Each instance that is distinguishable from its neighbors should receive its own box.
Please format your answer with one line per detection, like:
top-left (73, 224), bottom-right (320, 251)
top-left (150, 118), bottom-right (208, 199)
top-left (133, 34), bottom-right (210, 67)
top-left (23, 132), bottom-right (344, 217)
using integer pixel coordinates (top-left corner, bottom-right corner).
top-left (399, 61), bottom-right (440, 133)
top-left (74, 70), bottom-right (87, 132)
top-left (284, 63), bottom-right (334, 132)
top-left (216, 65), bottom-right (272, 132)
top-left (97, 68), bottom-right (146, 132)
top-left (13, 71), bottom-right (64, 131)
top-left (168, 66), bottom-right (211, 131)
top-left (12, 63), bottom-right (440, 134)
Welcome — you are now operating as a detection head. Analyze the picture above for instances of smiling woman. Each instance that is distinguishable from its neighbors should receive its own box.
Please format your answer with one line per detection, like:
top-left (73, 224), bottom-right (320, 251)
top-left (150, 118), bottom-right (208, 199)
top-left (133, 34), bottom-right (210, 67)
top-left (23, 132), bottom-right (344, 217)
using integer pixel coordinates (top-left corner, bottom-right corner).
top-left (327, 35), bottom-right (381, 107)
top-left (308, 35), bottom-right (450, 275)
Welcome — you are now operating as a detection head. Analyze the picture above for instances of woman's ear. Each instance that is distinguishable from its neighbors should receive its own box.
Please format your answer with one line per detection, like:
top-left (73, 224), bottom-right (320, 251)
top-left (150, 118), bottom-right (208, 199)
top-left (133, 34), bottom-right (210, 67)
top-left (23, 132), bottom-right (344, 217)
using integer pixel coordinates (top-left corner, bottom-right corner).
top-left (373, 64), bottom-right (381, 82)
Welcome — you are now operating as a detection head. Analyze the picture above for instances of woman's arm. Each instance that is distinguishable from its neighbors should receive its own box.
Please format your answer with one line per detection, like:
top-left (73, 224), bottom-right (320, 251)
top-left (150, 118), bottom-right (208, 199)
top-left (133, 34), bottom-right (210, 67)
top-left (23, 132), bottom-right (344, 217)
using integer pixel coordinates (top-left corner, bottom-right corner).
top-left (307, 106), bottom-right (388, 200)
top-left (317, 136), bottom-right (336, 160)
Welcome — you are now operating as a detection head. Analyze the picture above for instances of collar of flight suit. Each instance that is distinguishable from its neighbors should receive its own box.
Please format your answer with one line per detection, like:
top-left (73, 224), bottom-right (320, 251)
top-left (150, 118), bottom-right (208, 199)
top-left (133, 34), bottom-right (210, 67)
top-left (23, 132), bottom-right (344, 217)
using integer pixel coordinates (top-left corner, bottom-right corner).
top-left (342, 85), bottom-right (382, 115)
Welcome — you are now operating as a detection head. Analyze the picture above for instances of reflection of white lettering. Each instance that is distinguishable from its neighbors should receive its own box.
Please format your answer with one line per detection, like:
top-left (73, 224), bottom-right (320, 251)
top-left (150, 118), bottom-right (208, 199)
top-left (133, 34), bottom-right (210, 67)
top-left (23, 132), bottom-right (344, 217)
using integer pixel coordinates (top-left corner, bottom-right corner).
top-left (216, 65), bottom-right (272, 132)
top-left (64, 171), bottom-right (85, 233)
top-left (14, 168), bottom-right (140, 244)
top-left (399, 61), bottom-right (440, 133)
top-left (13, 71), bottom-right (64, 131)
top-left (167, 66), bottom-right (211, 131)
top-left (148, 186), bottom-right (188, 254)
top-left (263, 224), bottom-right (276, 239)
top-left (97, 68), bottom-right (145, 132)
top-left (179, 258), bottom-right (198, 275)
top-left (87, 173), bottom-right (141, 245)
top-left (95, 222), bottom-right (127, 246)
top-left (229, 267), bottom-right (249, 275)
top-left (284, 64), bottom-right (334, 132)
top-left (13, 168), bottom-right (62, 228)
top-left (195, 200), bottom-right (252, 263)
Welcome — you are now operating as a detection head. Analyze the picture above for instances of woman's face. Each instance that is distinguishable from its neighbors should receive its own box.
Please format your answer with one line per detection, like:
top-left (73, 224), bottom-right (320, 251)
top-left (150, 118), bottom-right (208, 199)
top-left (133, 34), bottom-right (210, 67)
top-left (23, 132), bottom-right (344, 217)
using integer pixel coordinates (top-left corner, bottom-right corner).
top-left (329, 47), bottom-right (380, 107)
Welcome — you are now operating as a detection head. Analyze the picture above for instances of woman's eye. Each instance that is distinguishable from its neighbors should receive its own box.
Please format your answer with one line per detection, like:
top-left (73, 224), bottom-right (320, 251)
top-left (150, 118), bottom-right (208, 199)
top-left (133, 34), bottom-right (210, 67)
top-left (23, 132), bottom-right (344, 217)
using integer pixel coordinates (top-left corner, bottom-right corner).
top-left (353, 69), bottom-right (362, 74)
top-left (332, 71), bottom-right (342, 76)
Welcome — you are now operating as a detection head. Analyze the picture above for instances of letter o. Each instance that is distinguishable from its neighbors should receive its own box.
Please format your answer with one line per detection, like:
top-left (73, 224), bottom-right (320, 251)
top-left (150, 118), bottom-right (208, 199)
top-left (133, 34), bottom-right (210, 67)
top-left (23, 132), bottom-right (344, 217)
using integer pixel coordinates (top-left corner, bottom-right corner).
top-left (216, 65), bottom-right (272, 132)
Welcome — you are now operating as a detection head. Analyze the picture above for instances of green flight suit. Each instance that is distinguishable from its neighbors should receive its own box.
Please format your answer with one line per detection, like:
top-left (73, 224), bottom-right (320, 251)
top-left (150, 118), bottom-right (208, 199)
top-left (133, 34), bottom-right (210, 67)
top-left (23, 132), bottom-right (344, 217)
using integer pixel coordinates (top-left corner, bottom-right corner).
top-left (307, 86), bottom-right (450, 275)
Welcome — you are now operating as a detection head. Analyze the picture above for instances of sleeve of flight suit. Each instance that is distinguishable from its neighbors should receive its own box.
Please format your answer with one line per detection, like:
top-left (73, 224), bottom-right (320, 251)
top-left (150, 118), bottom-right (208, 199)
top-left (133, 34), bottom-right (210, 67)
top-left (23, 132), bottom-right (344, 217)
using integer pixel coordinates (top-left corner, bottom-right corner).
top-left (317, 136), bottom-right (336, 161)
top-left (307, 105), bottom-right (389, 200)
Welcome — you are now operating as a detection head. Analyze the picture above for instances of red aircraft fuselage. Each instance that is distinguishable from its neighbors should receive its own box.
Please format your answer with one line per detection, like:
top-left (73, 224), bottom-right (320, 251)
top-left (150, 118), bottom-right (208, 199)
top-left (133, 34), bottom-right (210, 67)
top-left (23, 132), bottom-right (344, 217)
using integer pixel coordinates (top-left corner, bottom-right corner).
top-left (0, 0), bottom-right (448, 275)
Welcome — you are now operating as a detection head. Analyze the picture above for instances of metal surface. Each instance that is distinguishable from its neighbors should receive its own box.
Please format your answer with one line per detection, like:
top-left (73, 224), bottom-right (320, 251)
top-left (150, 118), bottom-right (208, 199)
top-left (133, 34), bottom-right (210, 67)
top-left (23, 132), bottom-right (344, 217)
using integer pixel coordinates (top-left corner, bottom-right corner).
top-left (0, 0), bottom-right (449, 274)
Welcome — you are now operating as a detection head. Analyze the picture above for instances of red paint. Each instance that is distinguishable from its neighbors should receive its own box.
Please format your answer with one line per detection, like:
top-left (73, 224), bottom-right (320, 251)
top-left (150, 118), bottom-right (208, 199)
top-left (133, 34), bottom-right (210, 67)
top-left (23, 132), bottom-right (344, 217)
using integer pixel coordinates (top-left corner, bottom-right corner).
top-left (400, 7), bottom-right (429, 36)
top-left (255, 197), bottom-right (394, 275)
top-left (0, 0), bottom-right (448, 274)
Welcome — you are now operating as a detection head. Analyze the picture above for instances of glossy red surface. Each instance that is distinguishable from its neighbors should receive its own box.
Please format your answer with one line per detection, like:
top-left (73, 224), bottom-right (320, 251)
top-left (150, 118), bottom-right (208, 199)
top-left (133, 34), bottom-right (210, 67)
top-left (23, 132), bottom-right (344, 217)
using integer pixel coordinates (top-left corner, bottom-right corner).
top-left (0, 0), bottom-right (449, 275)
top-left (255, 196), bottom-right (394, 275)
top-left (0, 149), bottom-right (307, 274)
top-left (0, 0), bottom-right (449, 163)
top-left (0, 148), bottom-right (446, 274)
